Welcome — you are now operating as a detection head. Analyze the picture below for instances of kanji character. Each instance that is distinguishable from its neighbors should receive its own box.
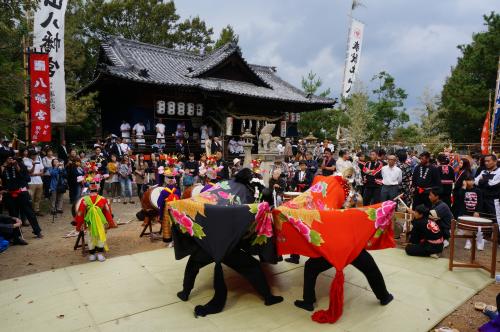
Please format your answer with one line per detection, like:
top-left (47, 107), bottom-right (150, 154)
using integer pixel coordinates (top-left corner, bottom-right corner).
top-left (40, 12), bottom-right (60, 29)
top-left (352, 41), bottom-right (360, 52)
top-left (350, 53), bottom-right (358, 64)
top-left (44, 0), bottom-right (63, 10)
top-left (33, 78), bottom-right (48, 88)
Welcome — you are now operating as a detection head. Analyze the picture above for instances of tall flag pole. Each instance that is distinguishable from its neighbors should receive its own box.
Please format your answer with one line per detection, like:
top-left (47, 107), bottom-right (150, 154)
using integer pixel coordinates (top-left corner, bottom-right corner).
top-left (341, 1), bottom-right (365, 100)
top-left (491, 56), bottom-right (500, 151)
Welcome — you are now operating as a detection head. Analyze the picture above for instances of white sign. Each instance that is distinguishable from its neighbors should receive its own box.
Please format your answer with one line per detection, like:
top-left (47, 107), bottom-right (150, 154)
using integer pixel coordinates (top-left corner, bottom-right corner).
top-left (33, 0), bottom-right (68, 123)
top-left (342, 18), bottom-right (364, 99)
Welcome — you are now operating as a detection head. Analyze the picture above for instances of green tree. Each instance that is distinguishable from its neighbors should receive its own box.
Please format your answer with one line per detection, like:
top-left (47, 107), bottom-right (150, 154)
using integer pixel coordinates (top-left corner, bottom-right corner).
top-left (211, 25), bottom-right (239, 50)
top-left (0, 1), bottom-right (36, 137)
top-left (344, 85), bottom-right (371, 148)
top-left (440, 12), bottom-right (500, 143)
top-left (297, 71), bottom-right (343, 138)
top-left (368, 71), bottom-right (409, 141)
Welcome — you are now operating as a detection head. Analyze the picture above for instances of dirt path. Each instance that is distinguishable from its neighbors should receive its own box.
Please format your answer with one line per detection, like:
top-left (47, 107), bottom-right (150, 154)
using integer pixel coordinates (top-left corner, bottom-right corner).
top-left (0, 197), bottom-right (498, 331)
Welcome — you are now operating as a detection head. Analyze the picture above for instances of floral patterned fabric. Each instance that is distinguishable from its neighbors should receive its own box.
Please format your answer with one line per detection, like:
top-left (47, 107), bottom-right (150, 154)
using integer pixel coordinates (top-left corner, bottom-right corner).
top-left (273, 175), bottom-right (396, 324)
top-left (167, 179), bottom-right (275, 263)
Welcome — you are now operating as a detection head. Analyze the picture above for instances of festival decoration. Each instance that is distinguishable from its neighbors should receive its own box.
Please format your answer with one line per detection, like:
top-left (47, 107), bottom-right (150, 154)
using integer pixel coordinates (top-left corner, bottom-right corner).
top-left (167, 101), bottom-right (176, 115)
top-left (156, 100), bottom-right (165, 114)
top-left (29, 53), bottom-right (51, 142)
top-left (33, 0), bottom-right (68, 123)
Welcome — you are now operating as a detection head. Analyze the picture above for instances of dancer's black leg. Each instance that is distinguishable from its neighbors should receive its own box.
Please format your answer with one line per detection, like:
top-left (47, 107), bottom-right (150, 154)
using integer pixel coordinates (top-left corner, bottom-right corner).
top-left (295, 257), bottom-right (332, 311)
top-left (224, 249), bottom-right (283, 306)
top-left (194, 262), bottom-right (227, 317)
top-left (350, 249), bottom-right (393, 305)
top-left (177, 249), bottom-right (213, 301)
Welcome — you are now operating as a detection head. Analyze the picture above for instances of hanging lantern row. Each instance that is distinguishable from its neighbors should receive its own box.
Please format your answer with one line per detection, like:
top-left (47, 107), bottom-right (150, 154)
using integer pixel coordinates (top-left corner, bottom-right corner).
top-left (284, 112), bottom-right (301, 123)
top-left (156, 101), bottom-right (203, 117)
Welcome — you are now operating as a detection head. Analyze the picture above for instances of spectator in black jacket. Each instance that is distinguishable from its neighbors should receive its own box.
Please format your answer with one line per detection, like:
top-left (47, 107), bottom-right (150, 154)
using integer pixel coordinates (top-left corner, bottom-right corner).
top-left (412, 152), bottom-right (441, 208)
top-left (362, 150), bottom-right (384, 206)
top-left (428, 187), bottom-right (453, 247)
top-left (475, 154), bottom-right (500, 223)
top-left (1, 156), bottom-right (42, 238)
top-left (437, 154), bottom-right (454, 208)
top-left (292, 161), bottom-right (313, 192)
top-left (57, 139), bottom-right (68, 164)
top-left (456, 175), bottom-right (485, 250)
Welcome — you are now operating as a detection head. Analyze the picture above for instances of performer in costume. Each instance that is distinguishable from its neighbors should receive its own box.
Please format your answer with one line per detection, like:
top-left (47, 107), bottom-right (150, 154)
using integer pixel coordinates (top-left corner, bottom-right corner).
top-left (362, 150), bottom-right (384, 205)
top-left (157, 167), bottom-right (181, 243)
top-left (74, 178), bottom-right (116, 262)
top-left (411, 151), bottom-right (440, 208)
top-left (293, 169), bottom-right (393, 313)
top-left (173, 168), bottom-right (282, 317)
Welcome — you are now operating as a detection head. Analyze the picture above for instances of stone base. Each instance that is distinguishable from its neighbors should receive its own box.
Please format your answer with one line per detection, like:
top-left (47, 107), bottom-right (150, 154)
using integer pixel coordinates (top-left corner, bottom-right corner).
top-left (252, 153), bottom-right (281, 185)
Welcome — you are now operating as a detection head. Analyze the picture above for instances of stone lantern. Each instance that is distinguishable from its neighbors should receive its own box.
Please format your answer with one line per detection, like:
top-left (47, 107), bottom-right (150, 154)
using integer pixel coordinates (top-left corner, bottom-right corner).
top-left (304, 132), bottom-right (318, 153)
top-left (241, 129), bottom-right (255, 167)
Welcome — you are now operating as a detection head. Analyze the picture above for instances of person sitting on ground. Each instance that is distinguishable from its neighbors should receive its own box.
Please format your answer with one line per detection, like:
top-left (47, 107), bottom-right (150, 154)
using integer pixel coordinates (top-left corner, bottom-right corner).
top-left (0, 214), bottom-right (27, 245)
top-left (405, 204), bottom-right (443, 258)
top-left (428, 187), bottom-right (453, 248)
top-left (455, 175), bottom-right (485, 251)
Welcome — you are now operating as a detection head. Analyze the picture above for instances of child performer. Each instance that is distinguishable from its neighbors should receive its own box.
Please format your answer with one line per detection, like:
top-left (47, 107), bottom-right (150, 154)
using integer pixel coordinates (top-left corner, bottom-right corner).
top-left (157, 168), bottom-right (181, 243)
top-left (74, 178), bottom-right (116, 262)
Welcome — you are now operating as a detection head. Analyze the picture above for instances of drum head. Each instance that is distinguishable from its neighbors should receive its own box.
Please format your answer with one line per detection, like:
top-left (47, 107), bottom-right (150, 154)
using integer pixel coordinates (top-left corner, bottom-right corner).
top-left (150, 187), bottom-right (165, 210)
top-left (190, 184), bottom-right (204, 198)
top-left (283, 191), bottom-right (301, 197)
top-left (458, 216), bottom-right (493, 223)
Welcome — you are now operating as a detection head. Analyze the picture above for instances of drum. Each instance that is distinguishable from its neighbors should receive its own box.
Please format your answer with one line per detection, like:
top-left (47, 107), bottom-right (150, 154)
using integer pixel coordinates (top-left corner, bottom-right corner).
top-left (150, 186), bottom-right (164, 210)
top-left (458, 216), bottom-right (493, 223)
top-left (190, 184), bottom-right (204, 198)
top-left (283, 191), bottom-right (301, 202)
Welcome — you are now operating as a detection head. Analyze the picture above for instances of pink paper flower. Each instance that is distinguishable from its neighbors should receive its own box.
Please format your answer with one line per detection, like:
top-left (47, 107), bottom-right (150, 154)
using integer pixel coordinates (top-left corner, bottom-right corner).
top-left (218, 191), bottom-right (230, 200)
top-left (254, 202), bottom-right (273, 238)
top-left (288, 216), bottom-right (311, 240)
top-left (309, 183), bottom-right (323, 193)
top-left (171, 208), bottom-right (194, 235)
top-left (375, 201), bottom-right (396, 229)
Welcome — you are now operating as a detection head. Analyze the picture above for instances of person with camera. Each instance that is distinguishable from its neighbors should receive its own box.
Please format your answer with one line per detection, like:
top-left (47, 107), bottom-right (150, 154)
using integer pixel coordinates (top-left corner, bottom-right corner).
top-left (48, 159), bottom-right (67, 215)
top-left (1, 156), bottom-right (42, 238)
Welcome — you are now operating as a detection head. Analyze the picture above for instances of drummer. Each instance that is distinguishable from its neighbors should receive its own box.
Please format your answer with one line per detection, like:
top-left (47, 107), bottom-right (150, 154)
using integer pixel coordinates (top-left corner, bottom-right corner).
top-left (455, 175), bottom-right (485, 251)
top-left (157, 168), bottom-right (181, 243)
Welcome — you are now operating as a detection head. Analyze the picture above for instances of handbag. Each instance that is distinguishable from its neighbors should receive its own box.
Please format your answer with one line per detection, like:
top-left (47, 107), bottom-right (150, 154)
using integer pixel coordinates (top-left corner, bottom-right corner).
top-left (56, 173), bottom-right (68, 194)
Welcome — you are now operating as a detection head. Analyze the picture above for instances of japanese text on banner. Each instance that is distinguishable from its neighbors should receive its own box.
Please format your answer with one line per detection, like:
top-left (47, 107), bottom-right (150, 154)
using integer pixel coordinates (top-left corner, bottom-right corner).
top-left (33, 0), bottom-right (68, 123)
top-left (342, 18), bottom-right (364, 99)
top-left (30, 53), bottom-right (51, 142)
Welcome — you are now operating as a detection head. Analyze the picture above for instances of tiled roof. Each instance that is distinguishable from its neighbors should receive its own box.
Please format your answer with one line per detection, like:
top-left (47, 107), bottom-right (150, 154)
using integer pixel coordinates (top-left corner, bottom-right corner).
top-left (96, 36), bottom-right (336, 107)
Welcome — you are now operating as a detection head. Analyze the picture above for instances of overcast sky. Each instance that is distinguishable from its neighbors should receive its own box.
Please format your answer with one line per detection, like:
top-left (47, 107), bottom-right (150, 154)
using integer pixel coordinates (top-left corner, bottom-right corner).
top-left (176, 0), bottom-right (498, 122)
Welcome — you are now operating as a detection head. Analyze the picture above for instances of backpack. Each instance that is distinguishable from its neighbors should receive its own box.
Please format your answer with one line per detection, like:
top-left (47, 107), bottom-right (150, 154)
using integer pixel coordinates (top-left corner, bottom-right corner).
top-left (56, 172), bottom-right (68, 194)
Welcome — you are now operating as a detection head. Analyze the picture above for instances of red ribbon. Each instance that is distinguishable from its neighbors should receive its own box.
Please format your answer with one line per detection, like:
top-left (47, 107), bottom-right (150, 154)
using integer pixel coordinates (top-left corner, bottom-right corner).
top-left (311, 270), bottom-right (345, 324)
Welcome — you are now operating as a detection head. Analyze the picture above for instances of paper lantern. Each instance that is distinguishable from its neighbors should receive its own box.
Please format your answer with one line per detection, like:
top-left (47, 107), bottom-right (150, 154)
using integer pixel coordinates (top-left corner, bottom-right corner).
top-left (295, 113), bottom-right (301, 122)
top-left (226, 117), bottom-right (233, 136)
top-left (177, 102), bottom-right (185, 116)
top-left (196, 104), bottom-right (203, 116)
top-left (156, 100), bottom-right (165, 114)
top-left (167, 101), bottom-right (176, 115)
top-left (280, 121), bottom-right (287, 137)
top-left (187, 103), bottom-right (195, 116)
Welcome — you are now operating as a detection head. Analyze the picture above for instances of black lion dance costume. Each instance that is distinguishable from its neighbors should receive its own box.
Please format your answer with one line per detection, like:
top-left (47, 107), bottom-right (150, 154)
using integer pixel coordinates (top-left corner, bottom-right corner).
top-left (167, 168), bottom-right (282, 317)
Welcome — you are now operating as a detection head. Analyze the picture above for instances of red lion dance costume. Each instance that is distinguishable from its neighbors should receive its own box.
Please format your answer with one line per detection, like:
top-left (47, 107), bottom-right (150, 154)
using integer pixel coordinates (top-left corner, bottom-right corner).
top-left (273, 175), bottom-right (396, 324)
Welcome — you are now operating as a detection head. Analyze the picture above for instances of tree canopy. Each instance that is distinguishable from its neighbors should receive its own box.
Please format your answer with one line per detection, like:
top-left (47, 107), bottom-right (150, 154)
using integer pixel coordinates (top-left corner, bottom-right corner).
top-left (440, 12), bottom-right (500, 143)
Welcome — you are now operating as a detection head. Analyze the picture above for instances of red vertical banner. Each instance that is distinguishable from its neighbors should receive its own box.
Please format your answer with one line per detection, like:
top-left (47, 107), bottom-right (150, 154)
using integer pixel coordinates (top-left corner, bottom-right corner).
top-left (29, 53), bottom-right (51, 142)
top-left (480, 110), bottom-right (490, 155)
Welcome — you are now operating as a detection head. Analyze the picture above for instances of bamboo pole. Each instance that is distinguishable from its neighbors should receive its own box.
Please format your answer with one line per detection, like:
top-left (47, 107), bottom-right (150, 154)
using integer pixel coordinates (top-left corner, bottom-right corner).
top-left (23, 36), bottom-right (29, 143)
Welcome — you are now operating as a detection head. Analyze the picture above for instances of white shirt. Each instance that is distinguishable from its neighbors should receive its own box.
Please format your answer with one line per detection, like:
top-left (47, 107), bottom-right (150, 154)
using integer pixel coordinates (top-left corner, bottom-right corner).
top-left (120, 123), bottom-right (131, 138)
top-left (381, 165), bottom-right (402, 185)
top-left (474, 167), bottom-right (500, 187)
top-left (335, 158), bottom-right (352, 174)
top-left (42, 156), bottom-right (55, 175)
top-left (155, 123), bottom-right (166, 138)
top-left (30, 162), bottom-right (44, 184)
top-left (133, 123), bottom-right (145, 136)
top-left (119, 143), bottom-right (130, 154)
